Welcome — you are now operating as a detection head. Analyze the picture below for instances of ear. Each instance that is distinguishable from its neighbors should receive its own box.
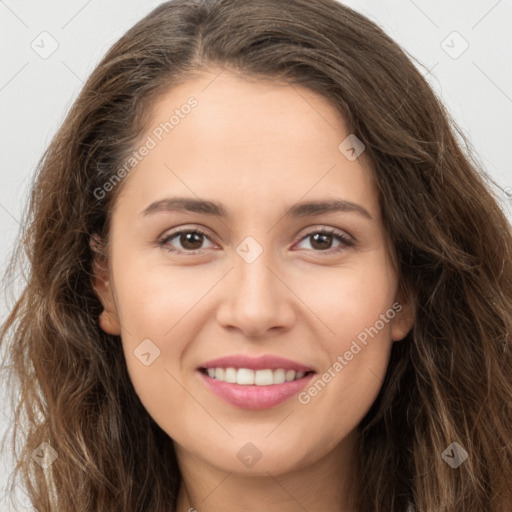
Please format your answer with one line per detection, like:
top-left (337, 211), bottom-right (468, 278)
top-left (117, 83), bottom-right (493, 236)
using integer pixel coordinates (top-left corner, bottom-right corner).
top-left (90, 235), bottom-right (121, 336)
top-left (391, 287), bottom-right (415, 342)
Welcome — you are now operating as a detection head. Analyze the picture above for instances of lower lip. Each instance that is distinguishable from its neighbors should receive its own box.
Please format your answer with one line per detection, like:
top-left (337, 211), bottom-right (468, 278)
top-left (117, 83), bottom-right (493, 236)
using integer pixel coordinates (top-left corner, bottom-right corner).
top-left (198, 370), bottom-right (315, 410)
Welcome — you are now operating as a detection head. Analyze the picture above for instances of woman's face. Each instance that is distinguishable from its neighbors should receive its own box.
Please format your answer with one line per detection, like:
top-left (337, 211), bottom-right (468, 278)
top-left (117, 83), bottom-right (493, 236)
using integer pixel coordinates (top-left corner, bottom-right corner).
top-left (93, 69), bottom-right (414, 476)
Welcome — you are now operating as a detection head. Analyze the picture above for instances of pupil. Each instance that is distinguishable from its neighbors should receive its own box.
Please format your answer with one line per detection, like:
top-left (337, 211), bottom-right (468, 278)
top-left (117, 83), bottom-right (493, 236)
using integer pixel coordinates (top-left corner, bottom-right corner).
top-left (311, 233), bottom-right (332, 250)
top-left (181, 232), bottom-right (203, 250)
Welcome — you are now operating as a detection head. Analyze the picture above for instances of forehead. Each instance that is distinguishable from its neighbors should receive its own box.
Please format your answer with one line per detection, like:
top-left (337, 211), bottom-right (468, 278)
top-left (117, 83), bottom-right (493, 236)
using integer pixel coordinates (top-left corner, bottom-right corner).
top-left (114, 69), bottom-right (379, 222)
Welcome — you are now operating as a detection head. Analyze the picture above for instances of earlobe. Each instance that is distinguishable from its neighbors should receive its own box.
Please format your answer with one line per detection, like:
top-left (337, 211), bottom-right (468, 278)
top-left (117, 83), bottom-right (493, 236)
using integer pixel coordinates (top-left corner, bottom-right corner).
top-left (99, 310), bottom-right (121, 336)
top-left (391, 292), bottom-right (415, 343)
top-left (391, 314), bottom-right (414, 342)
top-left (90, 234), bottom-right (121, 336)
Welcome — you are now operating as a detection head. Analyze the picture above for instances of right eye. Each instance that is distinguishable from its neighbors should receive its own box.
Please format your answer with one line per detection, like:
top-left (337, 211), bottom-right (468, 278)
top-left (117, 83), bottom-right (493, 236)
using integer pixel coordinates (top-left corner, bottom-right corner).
top-left (159, 228), bottom-right (217, 254)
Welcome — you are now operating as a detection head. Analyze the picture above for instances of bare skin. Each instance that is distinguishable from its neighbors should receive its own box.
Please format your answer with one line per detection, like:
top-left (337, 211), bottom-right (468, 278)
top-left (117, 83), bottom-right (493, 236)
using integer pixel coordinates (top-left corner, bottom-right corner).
top-left (92, 68), bottom-right (415, 512)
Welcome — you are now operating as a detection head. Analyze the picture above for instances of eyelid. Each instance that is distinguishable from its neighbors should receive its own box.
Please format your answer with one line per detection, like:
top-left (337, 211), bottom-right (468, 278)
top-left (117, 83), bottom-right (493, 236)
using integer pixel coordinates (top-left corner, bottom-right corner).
top-left (294, 224), bottom-right (354, 243)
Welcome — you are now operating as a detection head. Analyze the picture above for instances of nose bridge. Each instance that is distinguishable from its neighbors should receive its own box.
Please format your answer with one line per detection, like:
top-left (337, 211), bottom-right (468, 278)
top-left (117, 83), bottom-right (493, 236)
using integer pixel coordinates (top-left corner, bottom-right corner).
top-left (216, 235), bottom-right (295, 336)
top-left (235, 247), bottom-right (276, 302)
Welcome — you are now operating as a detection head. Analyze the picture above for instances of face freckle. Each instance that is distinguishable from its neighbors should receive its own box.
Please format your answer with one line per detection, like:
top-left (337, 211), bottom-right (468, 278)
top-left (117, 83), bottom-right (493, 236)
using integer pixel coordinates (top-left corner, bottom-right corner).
top-left (94, 68), bottom-right (414, 481)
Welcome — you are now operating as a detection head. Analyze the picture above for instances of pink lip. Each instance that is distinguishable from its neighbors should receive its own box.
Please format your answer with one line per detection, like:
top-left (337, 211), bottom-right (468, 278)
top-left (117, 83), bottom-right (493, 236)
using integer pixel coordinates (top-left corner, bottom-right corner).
top-left (198, 354), bottom-right (314, 372)
top-left (198, 370), bottom-right (315, 410)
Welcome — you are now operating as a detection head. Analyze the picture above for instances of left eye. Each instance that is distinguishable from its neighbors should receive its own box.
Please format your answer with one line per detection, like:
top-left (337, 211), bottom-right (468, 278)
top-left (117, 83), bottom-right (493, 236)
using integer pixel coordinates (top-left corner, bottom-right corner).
top-left (159, 228), bottom-right (354, 254)
top-left (294, 229), bottom-right (354, 253)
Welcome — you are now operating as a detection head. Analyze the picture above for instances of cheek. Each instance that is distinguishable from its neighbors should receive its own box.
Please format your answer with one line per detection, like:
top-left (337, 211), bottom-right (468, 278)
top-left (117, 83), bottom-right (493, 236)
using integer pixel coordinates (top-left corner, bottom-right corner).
top-left (296, 256), bottom-right (396, 423)
top-left (113, 248), bottom-right (217, 337)
top-left (304, 254), bottom-right (397, 347)
top-left (111, 255), bottom-right (221, 420)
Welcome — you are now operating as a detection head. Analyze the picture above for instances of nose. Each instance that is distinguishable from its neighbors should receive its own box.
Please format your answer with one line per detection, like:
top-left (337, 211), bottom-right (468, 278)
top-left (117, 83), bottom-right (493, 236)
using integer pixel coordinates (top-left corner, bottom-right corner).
top-left (215, 249), bottom-right (296, 338)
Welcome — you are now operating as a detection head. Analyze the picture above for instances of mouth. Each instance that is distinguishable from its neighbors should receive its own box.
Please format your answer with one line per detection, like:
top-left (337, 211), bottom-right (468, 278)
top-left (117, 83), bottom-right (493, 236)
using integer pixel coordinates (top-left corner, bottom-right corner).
top-left (198, 367), bottom-right (315, 385)
top-left (196, 356), bottom-right (317, 410)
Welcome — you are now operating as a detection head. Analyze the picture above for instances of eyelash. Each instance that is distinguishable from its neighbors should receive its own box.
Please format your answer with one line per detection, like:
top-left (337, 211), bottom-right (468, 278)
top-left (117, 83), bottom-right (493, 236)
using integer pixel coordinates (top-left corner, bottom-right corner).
top-left (158, 227), bottom-right (355, 255)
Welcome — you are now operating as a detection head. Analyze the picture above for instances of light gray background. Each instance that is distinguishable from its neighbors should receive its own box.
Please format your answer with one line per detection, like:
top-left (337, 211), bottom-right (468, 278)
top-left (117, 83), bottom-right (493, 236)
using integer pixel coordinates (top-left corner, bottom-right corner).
top-left (1, 0), bottom-right (511, 509)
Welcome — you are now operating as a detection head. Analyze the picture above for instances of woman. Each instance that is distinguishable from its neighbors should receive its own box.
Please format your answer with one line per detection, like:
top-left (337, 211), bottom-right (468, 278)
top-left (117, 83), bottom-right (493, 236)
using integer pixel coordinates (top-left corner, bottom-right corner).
top-left (1, 0), bottom-right (511, 510)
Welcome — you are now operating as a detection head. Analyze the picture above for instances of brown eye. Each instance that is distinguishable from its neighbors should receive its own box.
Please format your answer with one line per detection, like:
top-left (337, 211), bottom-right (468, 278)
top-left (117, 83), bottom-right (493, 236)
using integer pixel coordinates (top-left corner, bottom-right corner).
top-left (310, 232), bottom-right (335, 250)
top-left (178, 231), bottom-right (204, 250)
top-left (295, 228), bottom-right (354, 253)
top-left (160, 229), bottom-right (214, 253)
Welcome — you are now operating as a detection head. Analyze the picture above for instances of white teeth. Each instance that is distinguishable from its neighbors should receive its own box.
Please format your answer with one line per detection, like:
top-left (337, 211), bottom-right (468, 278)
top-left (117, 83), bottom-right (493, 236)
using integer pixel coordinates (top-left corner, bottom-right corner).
top-left (254, 369), bottom-right (273, 386)
top-left (204, 367), bottom-right (309, 385)
top-left (225, 367), bottom-right (237, 383)
top-left (237, 368), bottom-right (255, 385)
top-left (273, 369), bottom-right (286, 384)
top-left (285, 370), bottom-right (296, 382)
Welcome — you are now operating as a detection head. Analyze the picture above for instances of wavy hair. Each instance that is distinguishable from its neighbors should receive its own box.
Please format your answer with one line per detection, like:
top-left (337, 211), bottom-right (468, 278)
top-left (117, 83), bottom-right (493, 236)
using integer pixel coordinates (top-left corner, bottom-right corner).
top-left (1, 0), bottom-right (512, 510)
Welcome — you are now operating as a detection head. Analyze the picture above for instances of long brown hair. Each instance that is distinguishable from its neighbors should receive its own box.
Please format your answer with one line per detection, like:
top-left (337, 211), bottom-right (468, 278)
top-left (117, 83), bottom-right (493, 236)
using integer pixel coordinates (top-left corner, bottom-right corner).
top-left (2, 0), bottom-right (511, 510)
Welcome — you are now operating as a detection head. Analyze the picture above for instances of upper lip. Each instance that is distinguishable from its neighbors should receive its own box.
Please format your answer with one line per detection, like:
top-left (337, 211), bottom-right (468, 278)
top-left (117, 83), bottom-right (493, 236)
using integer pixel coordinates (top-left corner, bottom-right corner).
top-left (199, 354), bottom-right (316, 372)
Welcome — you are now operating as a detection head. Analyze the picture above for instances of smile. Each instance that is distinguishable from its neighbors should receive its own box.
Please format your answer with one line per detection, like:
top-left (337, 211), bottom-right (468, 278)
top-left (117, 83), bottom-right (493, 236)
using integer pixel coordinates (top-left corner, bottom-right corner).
top-left (200, 367), bottom-right (312, 385)
top-left (197, 368), bottom-right (315, 410)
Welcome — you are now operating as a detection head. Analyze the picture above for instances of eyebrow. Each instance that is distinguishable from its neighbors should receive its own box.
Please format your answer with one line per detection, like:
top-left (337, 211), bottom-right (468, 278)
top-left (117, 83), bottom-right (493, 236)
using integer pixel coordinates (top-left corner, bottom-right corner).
top-left (140, 197), bottom-right (373, 220)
